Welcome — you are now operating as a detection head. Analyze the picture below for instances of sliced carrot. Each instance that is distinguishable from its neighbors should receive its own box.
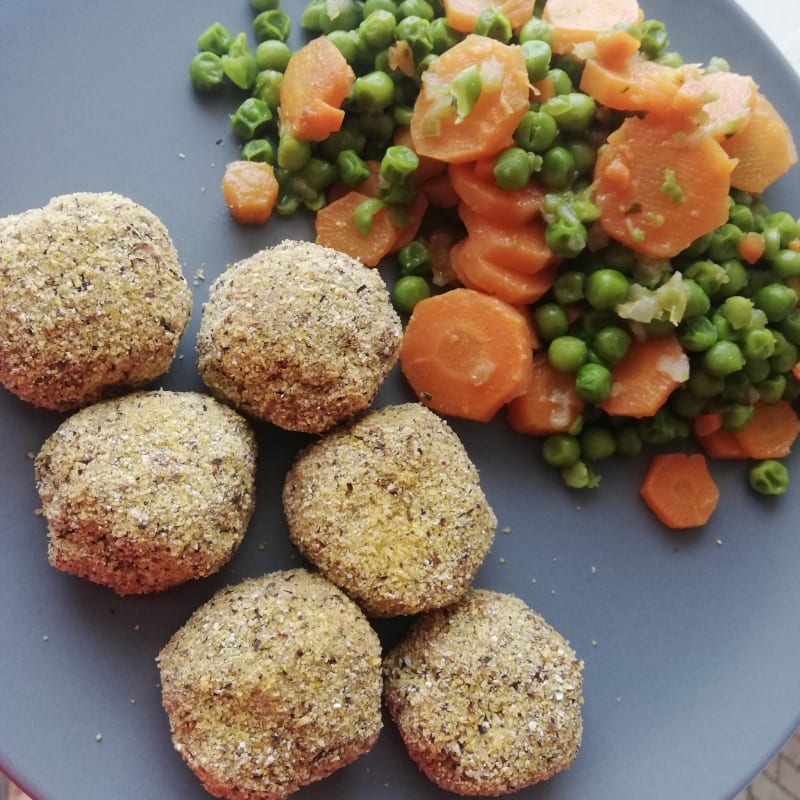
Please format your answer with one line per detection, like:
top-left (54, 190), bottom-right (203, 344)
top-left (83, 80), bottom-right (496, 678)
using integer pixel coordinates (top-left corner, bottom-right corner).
top-left (593, 112), bottom-right (736, 259)
top-left (314, 190), bottom-right (398, 267)
top-left (507, 353), bottom-right (584, 435)
top-left (531, 75), bottom-right (556, 103)
top-left (594, 27), bottom-right (641, 66)
top-left (598, 333), bottom-right (689, 418)
top-left (220, 160), bottom-right (279, 225)
top-left (734, 400), bottom-right (800, 459)
top-left (419, 172), bottom-right (461, 209)
top-left (542, 0), bottom-right (644, 54)
top-left (640, 453), bottom-right (720, 529)
top-left (279, 37), bottom-right (355, 141)
top-left (451, 237), bottom-right (557, 305)
top-left (721, 93), bottom-right (799, 193)
top-left (458, 204), bottom-right (556, 275)
top-left (410, 35), bottom-right (529, 163)
top-left (695, 427), bottom-right (749, 460)
top-left (673, 71), bottom-right (758, 140)
top-left (579, 54), bottom-right (698, 114)
top-left (448, 160), bottom-right (545, 225)
top-left (390, 192), bottom-right (429, 253)
top-left (443, 0), bottom-right (535, 33)
top-left (399, 287), bottom-right (534, 421)
top-left (393, 126), bottom-right (447, 185)
top-left (692, 413), bottom-right (723, 439)
top-left (738, 231), bottom-right (766, 265)
top-left (793, 361), bottom-right (800, 383)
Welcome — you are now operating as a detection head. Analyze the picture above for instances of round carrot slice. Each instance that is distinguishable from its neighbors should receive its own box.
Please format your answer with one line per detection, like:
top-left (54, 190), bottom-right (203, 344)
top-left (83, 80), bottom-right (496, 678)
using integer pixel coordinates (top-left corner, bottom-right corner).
top-left (221, 160), bottom-right (279, 225)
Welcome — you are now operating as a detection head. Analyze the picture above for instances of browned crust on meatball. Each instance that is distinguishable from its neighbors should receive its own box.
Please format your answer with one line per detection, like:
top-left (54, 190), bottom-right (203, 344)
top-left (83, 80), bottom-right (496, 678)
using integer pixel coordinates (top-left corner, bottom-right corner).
top-left (34, 390), bottom-right (256, 594)
top-left (0, 192), bottom-right (191, 410)
top-left (157, 569), bottom-right (383, 800)
top-left (383, 589), bottom-right (584, 796)
top-left (282, 403), bottom-right (497, 617)
top-left (196, 239), bottom-right (402, 433)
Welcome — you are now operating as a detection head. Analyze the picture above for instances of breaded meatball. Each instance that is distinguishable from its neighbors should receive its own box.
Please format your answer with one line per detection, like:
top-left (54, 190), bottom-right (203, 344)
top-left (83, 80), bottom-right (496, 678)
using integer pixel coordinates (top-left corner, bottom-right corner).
top-left (196, 239), bottom-right (402, 433)
top-left (0, 192), bottom-right (191, 410)
top-left (383, 589), bottom-right (584, 796)
top-left (157, 569), bottom-right (383, 800)
top-left (282, 403), bottom-right (497, 617)
top-left (34, 391), bottom-right (256, 595)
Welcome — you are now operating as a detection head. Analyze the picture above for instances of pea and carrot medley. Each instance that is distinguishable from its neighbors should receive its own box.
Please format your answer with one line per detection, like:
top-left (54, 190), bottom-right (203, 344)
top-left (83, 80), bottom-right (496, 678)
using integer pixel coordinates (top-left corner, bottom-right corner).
top-left (189, 0), bottom-right (800, 528)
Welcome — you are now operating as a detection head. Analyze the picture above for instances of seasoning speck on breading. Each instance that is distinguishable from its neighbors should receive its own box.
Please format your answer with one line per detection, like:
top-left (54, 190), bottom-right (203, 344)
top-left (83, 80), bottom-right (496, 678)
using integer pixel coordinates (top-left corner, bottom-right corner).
top-left (283, 403), bottom-right (497, 617)
top-left (157, 569), bottom-right (383, 800)
top-left (383, 589), bottom-right (584, 796)
top-left (197, 239), bottom-right (402, 433)
top-left (0, 192), bottom-right (192, 410)
top-left (34, 390), bottom-right (256, 595)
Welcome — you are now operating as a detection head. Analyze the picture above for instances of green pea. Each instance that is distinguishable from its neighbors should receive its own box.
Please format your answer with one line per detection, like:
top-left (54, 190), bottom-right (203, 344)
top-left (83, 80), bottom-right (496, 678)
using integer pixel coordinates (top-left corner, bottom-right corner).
top-left (684, 259), bottom-right (728, 295)
top-left (362, 0), bottom-right (398, 17)
top-left (561, 459), bottom-right (600, 489)
top-left (335, 149), bottom-right (370, 187)
top-left (514, 111), bottom-right (558, 154)
top-left (721, 403), bottom-right (754, 431)
top-left (716, 259), bottom-right (749, 298)
top-left (534, 303), bottom-right (569, 341)
top-left (784, 376), bottom-right (800, 402)
top-left (687, 369), bottom-right (724, 399)
top-left (395, 15), bottom-right (433, 61)
top-left (547, 67), bottom-right (573, 95)
top-left (241, 138), bottom-right (276, 164)
top-left (678, 316), bottom-right (718, 352)
top-left (548, 335), bottom-right (588, 373)
top-left (585, 269), bottom-right (628, 310)
top-left (770, 249), bottom-right (800, 278)
top-left (639, 19), bottom-right (669, 58)
top-left (300, 157), bottom-right (338, 191)
top-left (639, 408), bottom-right (684, 445)
top-left (449, 64), bottom-right (482, 121)
top-left (230, 97), bottom-right (272, 139)
top-left (670, 387), bottom-right (707, 419)
top-left (615, 426), bottom-right (643, 456)
top-left (474, 7), bottom-right (512, 41)
top-left (398, 0), bottom-right (435, 20)
top-left (743, 358), bottom-right (771, 384)
top-left (353, 198), bottom-right (385, 234)
top-left (540, 145), bottom-right (576, 190)
top-left (656, 51), bottom-right (684, 68)
top-left (325, 30), bottom-right (360, 62)
top-left (319, 120), bottom-right (367, 160)
top-left (393, 105), bottom-right (414, 126)
top-left (521, 39), bottom-right (551, 82)
top-left (197, 22), bottom-right (233, 56)
top-left (546, 217), bottom-right (588, 258)
top-left (575, 363), bottom-right (612, 404)
top-left (254, 9), bottom-right (291, 42)
top-left (706, 223), bottom-right (742, 262)
top-left (729, 203), bottom-right (756, 232)
top-left (779, 308), bottom-right (800, 346)
top-left (703, 340), bottom-right (744, 377)
top-left (763, 211), bottom-right (799, 246)
top-left (398, 240), bottom-right (431, 276)
top-left (255, 40), bottom-right (291, 72)
top-left (742, 327), bottom-right (775, 361)
top-left (493, 147), bottom-right (534, 190)
top-left (189, 52), bottom-right (225, 91)
top-left (541, 93), bottom-right (596, 134)
top-left (769, 332), bottom-right (799, 374)
top-left (749, 459), bottom-right (790, 495)
top-left (754, 283), bottom-right (798, 322)
top-left (392, 275), bottom-right (431, 313)
top-left (518, 16), bottom-right (553, 44)
top-left (275, 189), bottom-right (302, 215)
top-left (252, 69), bottom-right (283, 110)
top-left (300, 0), bottom-right (325, 29)
top-left (592, 326), bottom-right (631, 365)
top-left (354, 71), bottom-right (396, 112)
top-left (541, 433), bottom-right (581, 468)
top-left (566, 140), bottom-right (596, 176)
top-left (380, 145), bottom-right (419, 184)
top-left (553, 270), bottom-right (585, 305)
top-left (320, 0), bottom-right (363, 32)
top-left (430, 17), bottom-right (463, 53)
top-left (359, 111), bottom-right (396, 148)
top-left (277, 134), bottom-right (312, 171)
top-left (580, 425), bottom-right (616, 460)
top-left (358, 10), bottom-right (397, 48)
top-left (722, 371), bottom-right (750, 401)
top-left (757, 374), bottom-right (787, 403)
top-left (222, 33), bottom-right (258, 90)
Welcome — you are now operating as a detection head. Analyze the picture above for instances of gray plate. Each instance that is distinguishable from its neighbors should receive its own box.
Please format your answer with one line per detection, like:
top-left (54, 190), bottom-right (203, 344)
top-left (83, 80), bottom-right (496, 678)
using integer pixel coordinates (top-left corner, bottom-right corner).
top-left (1, 1), bottom-right (799, 799)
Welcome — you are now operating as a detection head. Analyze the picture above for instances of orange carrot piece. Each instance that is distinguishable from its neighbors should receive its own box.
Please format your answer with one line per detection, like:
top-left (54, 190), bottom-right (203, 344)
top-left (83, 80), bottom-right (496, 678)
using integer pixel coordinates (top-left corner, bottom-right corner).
top-left (419, 172), bottom-right (461, 209)
top-left (399, 287), bottom-right (534, 421)
top-left (594, 27), bottom-right (641, 65)
top-left (673, 71), bottom-right (758, 140)
top-left (695, 427), bottom-right (749, 460)
top-left (734, 400), bottom-right (800, 459)
top-left (448, 160), bottom-right (545, 225)
top-left (314, 191), bottom-right (398, 267)
top-left (598, 333), bottom-right (689, 418)
top-left (220, 160), bottom-right (279, 225)
top-left (458, 204), bottom-right (556, 275)
top-left (450, 238), bottom-right (556, 305)
top-left (593, 112), bottom-right (736, 259)
top-left (393, 126), bottom-right (447, 184)
top-left (721, 93), bottom-right (799, 193)
top-left (579, 54), bottom-right (699, 114)
top-left (792, 361), bottom-right (800, 383)
top-left (280, 37), bottom-right (355, 141)
top-left (738, 231), bottom-right (766, 265)
top-left (543, 0), bottom-right (644, 54)
top-left (693, 413), bottom-right (723, 438)
top-left (410, 35), bottom-right (529, 164)
top-left (531, 75), bottom-right (556, 103)
top-left (507, 353), bottom-right (584, 435)
top-left (640, 453), bottom-right (720, 529)
top-left (443, 0), bottom-right (535, 33)
top-left (390, 193), bottom-right (429, 253)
